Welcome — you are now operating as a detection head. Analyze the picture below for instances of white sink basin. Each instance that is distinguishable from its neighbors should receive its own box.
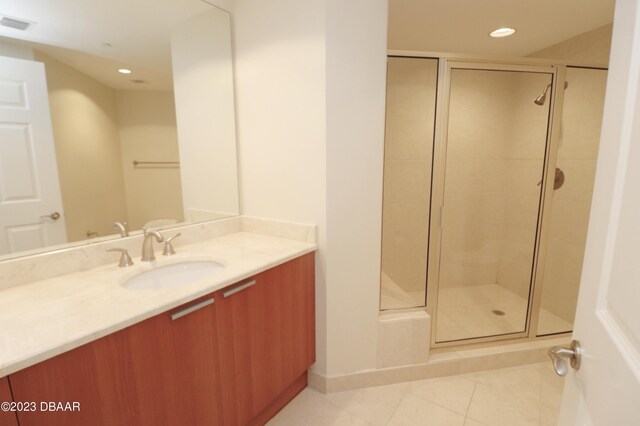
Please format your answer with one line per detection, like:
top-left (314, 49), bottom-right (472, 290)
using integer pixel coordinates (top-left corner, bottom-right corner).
top-left (123, 261), bottom-right (225, 290)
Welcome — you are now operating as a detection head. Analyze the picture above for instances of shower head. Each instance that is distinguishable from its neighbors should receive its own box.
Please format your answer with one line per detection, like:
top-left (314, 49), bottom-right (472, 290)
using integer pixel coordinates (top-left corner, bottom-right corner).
top-left (534, 84), bottom-right (552, 105)
top-left (534, 82), bottom-right (569, 106)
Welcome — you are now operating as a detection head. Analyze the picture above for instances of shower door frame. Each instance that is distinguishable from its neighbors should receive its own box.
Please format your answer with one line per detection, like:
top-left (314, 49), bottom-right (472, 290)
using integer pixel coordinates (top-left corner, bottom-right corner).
top-left (425, 58), bottom-right (569, 349)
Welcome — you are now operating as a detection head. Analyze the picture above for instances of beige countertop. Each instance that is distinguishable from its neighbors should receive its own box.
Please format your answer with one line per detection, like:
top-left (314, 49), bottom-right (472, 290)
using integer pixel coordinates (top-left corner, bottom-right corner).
top-left (0, 231), bottom-right (316, 377)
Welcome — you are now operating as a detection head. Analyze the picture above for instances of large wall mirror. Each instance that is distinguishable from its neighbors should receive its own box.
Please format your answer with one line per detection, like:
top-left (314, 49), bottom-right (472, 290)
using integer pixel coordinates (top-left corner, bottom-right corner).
top-left (0, 0), bottom-right (239, 260)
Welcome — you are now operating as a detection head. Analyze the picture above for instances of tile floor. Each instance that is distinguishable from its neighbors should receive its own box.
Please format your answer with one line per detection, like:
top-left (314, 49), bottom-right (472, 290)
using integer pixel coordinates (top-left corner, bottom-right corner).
top-left (436, 285), bottom-right (573, 341)
top-left (268, 362), bottom-right (564, 426)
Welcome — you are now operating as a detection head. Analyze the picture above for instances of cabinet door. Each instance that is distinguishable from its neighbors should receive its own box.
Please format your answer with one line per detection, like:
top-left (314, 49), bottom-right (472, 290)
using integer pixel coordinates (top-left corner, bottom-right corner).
top-left (216, 253), bottom-right (315, 425)
top-left (0, 377), bottom-right (18, 426)
top-left (9, 294), bottom-right (223, 426)
top-left (121, 295), bottom-right (224, 426)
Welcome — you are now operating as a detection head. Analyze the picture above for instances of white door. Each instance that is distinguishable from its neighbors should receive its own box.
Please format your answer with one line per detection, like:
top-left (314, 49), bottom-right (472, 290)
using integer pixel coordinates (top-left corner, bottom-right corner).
top-left (558, 0), bottom-right (640, 424)
top-left (0, 55), bottom-right (66, 256)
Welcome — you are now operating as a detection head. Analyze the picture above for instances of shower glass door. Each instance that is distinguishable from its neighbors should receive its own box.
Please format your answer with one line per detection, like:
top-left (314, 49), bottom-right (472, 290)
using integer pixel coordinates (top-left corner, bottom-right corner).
top-left (433, 64), bottom-right (554, 344)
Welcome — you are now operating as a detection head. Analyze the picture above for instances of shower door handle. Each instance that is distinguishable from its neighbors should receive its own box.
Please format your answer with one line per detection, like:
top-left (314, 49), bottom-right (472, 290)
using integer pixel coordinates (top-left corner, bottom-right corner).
top-left (548, 340), bottom-right (581, 376)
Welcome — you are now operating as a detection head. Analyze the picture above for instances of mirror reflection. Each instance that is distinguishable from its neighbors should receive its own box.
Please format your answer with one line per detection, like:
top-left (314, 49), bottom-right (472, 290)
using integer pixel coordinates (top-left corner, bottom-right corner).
top-left (30, 47), bottom-right (182, 242)
top-left (0, 2), bottom-right (239, 259)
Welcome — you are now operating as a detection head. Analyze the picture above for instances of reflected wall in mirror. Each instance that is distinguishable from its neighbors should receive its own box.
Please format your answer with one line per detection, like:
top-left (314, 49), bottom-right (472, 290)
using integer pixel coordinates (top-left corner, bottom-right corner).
top-left (0, 1), bottom-right (239, 260)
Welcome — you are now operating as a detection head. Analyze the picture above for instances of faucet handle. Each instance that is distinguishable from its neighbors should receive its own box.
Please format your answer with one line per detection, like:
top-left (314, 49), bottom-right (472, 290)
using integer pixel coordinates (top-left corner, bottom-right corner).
top-left (163, 233), bottom-right (182, 256)
top-left (106, 248), bottom-right (134, 267)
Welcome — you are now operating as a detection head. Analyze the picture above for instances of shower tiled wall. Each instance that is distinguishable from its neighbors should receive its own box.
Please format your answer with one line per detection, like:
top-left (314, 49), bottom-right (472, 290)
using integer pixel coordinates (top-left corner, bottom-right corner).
top-left (538, 67), bottom-right (607, 331)
top-left (440, 67), bottom-right (606, 338)
top-left (441, 70), bottom-right (550, 302)
top-left (435, 70), bottom-right (552, 341)
top-left (440, 70), bottom-right (513, 290)
top-left (496, 73), bottom-right (551, 300)
top-left (380, 57), bottom-right (438, 309)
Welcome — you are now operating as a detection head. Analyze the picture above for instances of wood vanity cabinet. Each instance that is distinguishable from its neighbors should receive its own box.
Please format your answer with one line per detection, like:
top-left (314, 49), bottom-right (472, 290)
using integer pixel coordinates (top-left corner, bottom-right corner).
top-left (0, 377), bottom-right (18, 426)
top-left (7, 253), bottom-right (315, 426)
top-left (215, 252), bottom-right (315, 425)
top-left (9, 292), bottom-right (223, 426)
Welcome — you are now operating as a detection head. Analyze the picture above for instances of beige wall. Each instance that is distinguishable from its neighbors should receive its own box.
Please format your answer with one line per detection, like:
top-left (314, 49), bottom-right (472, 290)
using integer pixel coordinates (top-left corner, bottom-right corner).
top-left (234, 0), bottom-right (388, 376)
top-left (325, 0), bottom-right (388, 375)
top-left (115, 90), bottom-right (183, 230)
top-left (171, 9), bottom-right (239, 220)
top-left (34, 52), bottom-right (184, 239)
top-left (34, 51), bottom-right (129, 242)
top-left (380, 57), bottom-right (437, 309)
top-left (0, 38), bottom-right (34, 60)
top-left (538, 67), bottom-right (607, 328)
top-left (441, 70), bottom-right (511, 291)
top-left (233, 0), bottom-right (328, 372)
top-left (203, 0), bottom-right (233, 12)
top-left (528, 24), bottom-right (613, 66)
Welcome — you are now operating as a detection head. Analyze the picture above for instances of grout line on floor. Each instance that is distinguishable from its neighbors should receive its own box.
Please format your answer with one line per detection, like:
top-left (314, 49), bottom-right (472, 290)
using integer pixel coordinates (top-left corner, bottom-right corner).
top-left (463, 380), bottom-right (478, 424)
top-left (382, 385), bottom-right (412, 425)
top-left (405, 378), bottom-right (476, 421)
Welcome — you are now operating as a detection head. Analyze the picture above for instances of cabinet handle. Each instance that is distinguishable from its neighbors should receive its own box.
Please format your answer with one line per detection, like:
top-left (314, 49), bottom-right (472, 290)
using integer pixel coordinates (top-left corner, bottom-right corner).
top-left (170, 298), bottom-right (214, 320)
top-left (222, 280), bottom-right (256, 298)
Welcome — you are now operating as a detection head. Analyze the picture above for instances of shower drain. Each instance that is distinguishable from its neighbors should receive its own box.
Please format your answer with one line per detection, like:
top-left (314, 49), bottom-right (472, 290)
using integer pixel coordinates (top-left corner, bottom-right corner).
top-left (492, 309), bottom-right (506, 316)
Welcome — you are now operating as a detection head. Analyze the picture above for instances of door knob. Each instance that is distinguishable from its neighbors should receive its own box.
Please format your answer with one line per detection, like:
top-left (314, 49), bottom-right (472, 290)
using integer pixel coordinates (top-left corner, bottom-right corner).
top-left (548, 339), bottom-right (581, 376)
top-left (40, 212), bottom-right (61, 220)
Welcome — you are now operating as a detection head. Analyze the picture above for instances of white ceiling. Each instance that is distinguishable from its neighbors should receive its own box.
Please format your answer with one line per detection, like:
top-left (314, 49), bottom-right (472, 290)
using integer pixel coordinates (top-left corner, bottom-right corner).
top-left (0, 0), bottom-right (616, 89)
top-left (388, 0), bottom-right (616, 56)
top-left (0, 0), bottom-right (216, 90)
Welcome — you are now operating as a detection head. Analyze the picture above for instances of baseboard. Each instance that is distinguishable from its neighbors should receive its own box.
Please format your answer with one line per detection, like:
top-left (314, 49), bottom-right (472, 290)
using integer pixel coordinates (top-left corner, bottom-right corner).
top-left (309, 337), bottom-right (567, 393)
top-left (250, 372), bottom-right (308, 425)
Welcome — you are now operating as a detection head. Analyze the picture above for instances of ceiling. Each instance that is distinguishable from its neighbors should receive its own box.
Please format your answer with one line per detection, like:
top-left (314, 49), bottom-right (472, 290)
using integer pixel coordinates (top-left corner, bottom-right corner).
top-left (0, 0), bottom-right (216, 90)
top-left (0, 0), bottom-right (616, 89)
top-left (388, 0), bottom-right (616, 56)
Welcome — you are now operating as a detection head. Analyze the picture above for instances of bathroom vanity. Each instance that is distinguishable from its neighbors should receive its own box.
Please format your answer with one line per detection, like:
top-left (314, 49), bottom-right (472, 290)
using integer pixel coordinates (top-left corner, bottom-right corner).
top-left (0, 218), bottom-right (316, 426)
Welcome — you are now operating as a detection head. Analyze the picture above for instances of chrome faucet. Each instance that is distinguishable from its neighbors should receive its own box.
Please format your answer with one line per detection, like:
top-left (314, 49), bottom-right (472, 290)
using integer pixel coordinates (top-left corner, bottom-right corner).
top-left (141, 227), bottom-right (164, 262)
top-left (113, 221), bottom-right (129, 237)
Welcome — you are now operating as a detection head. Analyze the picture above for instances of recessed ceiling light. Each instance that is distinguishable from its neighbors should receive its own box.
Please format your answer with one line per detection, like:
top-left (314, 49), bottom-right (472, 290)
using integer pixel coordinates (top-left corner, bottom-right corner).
top-left (490, 27), bottom-right (516, 38)
top-left (118, 68), bottom-right (132, 74)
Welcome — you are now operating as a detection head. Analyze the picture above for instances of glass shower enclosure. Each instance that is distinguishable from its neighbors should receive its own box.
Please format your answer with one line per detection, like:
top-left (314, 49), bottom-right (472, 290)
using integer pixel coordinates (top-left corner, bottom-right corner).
top-left (380, 56), bottom-right (608, 348)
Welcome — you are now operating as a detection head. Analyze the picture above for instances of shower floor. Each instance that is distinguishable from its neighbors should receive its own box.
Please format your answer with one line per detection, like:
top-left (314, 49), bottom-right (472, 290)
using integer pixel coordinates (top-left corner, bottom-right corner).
top-left (436, 284), bottom-right (573, 342)
top-left (380, 275), bottom-right (573, 340)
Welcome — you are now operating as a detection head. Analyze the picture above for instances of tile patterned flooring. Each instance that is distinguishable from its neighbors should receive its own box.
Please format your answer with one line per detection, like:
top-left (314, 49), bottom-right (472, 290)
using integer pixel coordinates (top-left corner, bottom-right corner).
top-left (436, 285), bottom-right (573, 342)
top-left (268, 362), bottom-right (564, 426)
